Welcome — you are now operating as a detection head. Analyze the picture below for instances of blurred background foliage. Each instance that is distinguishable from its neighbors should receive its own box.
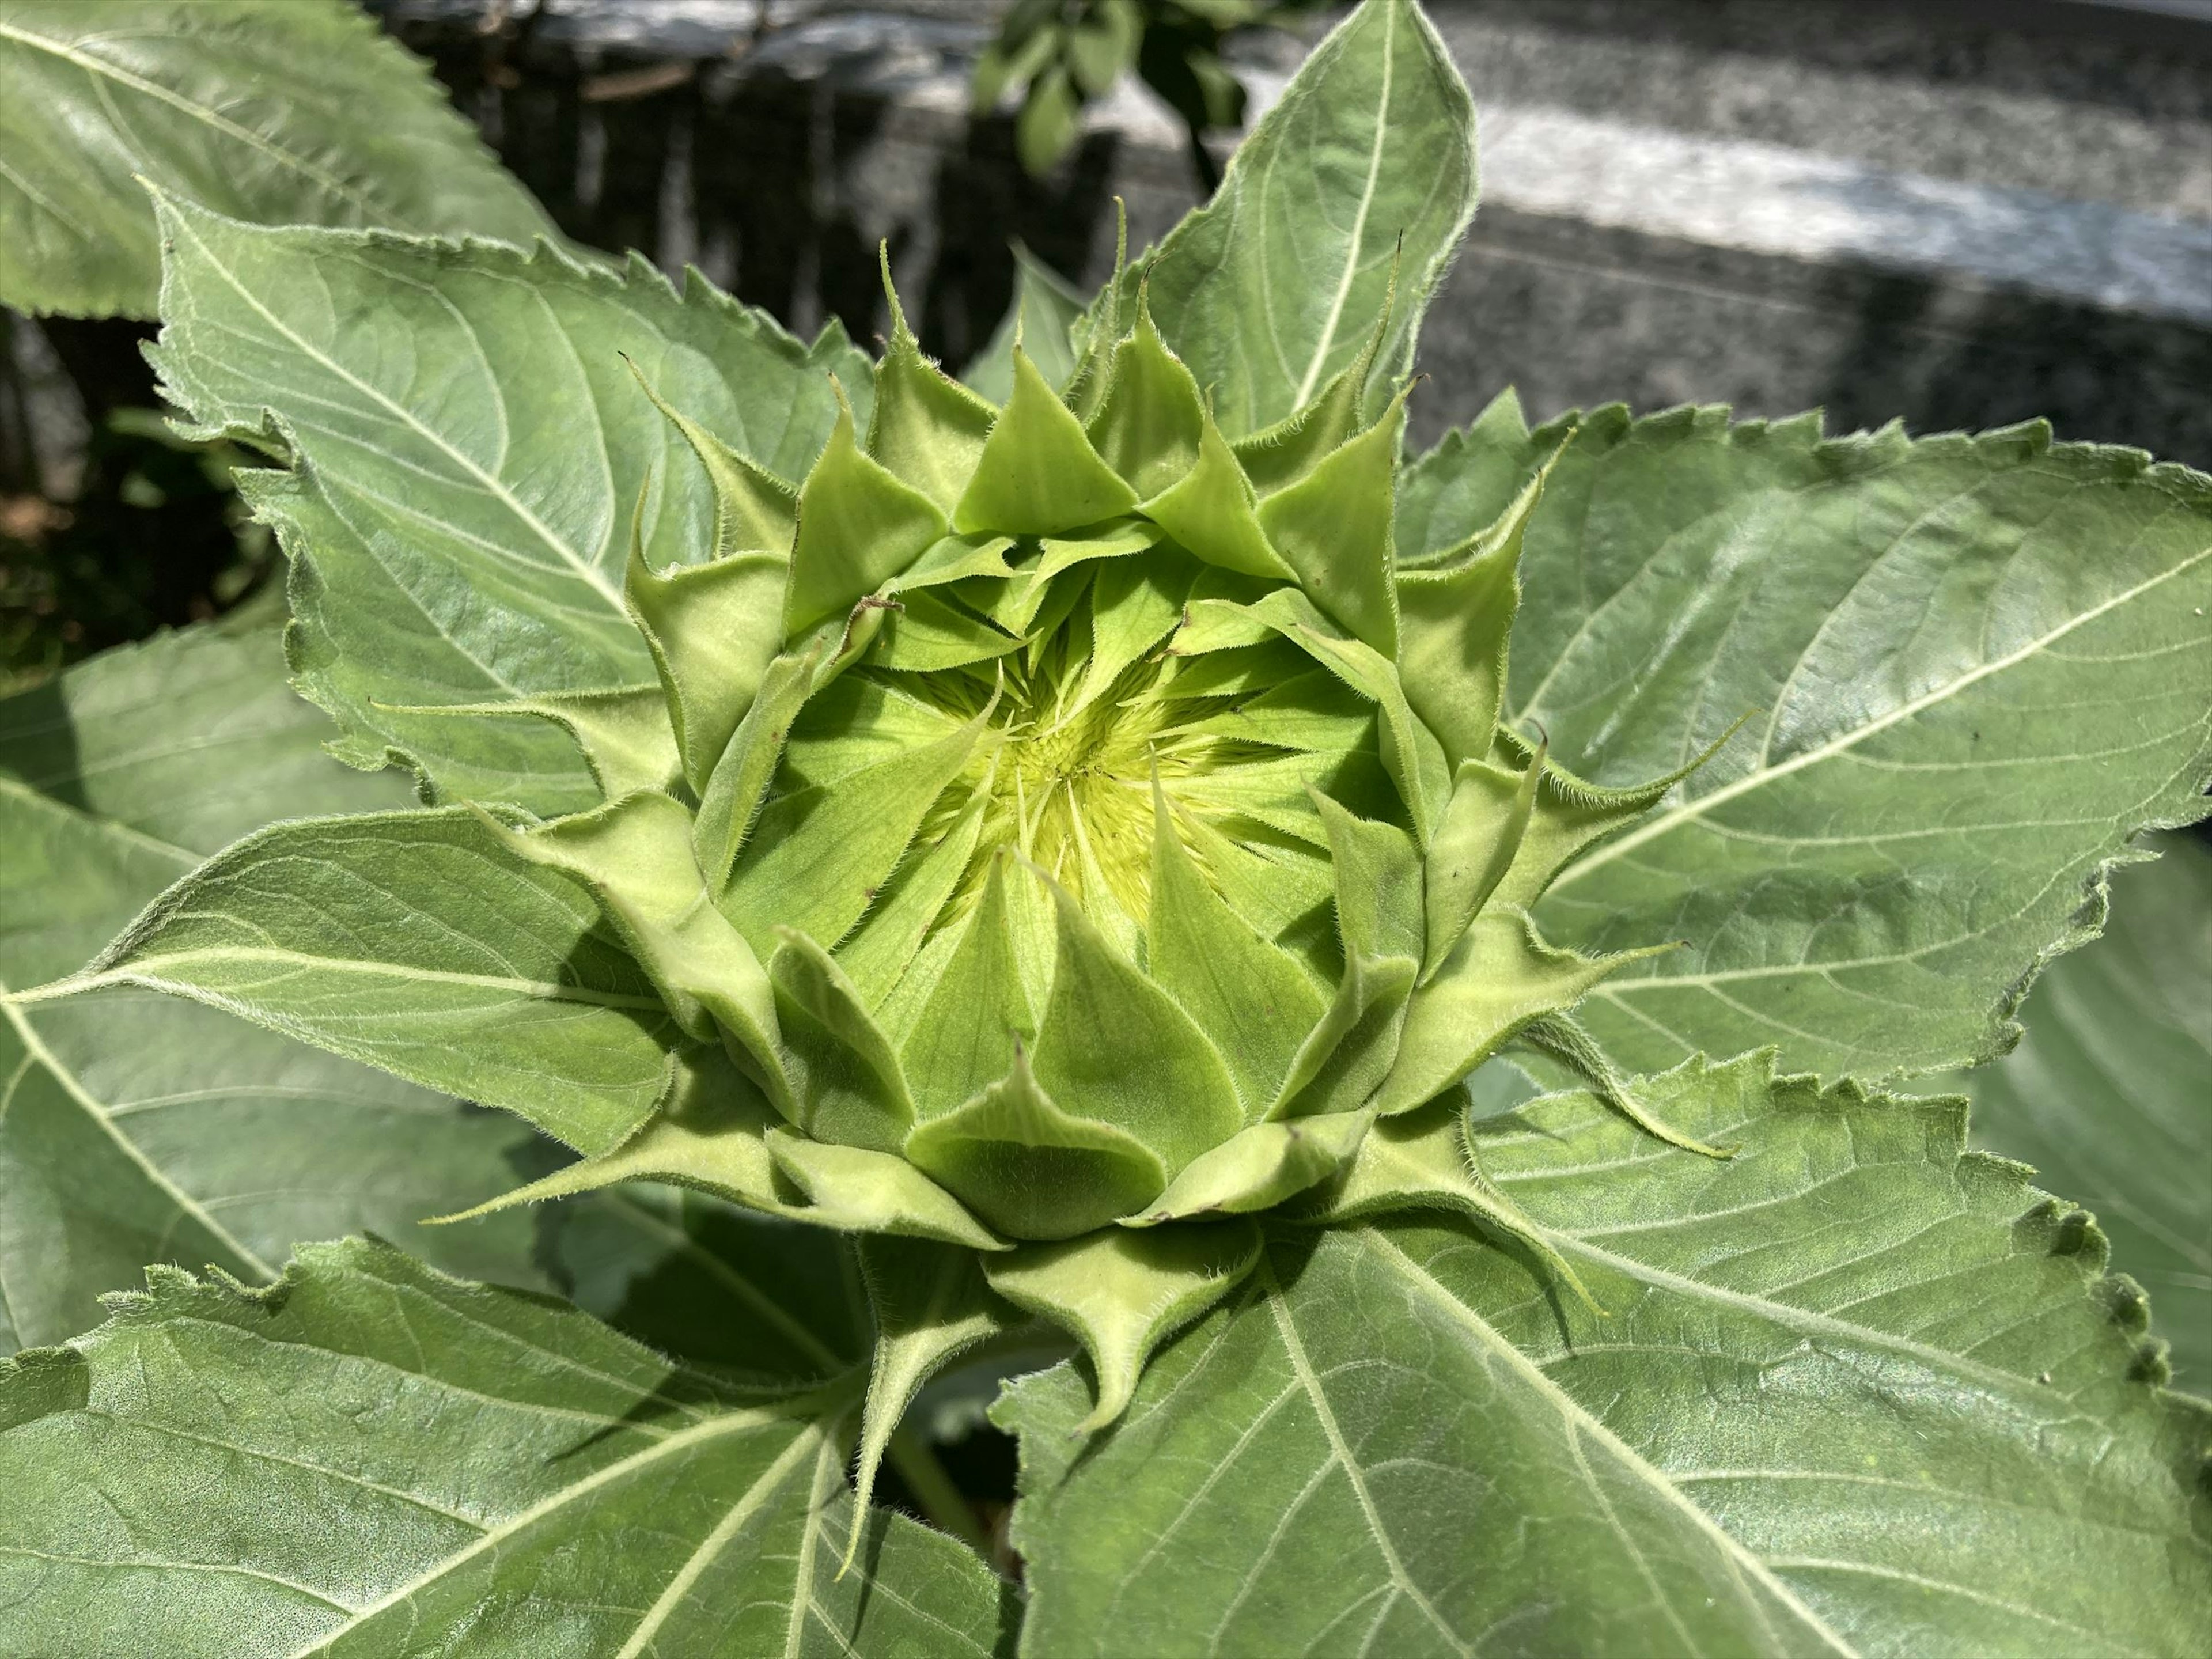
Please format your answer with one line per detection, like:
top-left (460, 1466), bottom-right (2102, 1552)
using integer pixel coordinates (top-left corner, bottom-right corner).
top-left (975, 0), bottom-right (1324, 187)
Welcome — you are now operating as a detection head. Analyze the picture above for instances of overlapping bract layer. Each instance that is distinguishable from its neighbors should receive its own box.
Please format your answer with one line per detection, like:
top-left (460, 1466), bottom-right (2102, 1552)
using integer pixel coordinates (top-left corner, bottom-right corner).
top-left (427, 267), bottom-right (1714, 1468)
top-left (47, 243), bottom-right (1709, 1492)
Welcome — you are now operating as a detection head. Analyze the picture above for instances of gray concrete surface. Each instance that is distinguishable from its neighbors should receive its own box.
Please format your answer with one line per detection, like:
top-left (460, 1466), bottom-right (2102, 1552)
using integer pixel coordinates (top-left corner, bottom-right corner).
top-left (370, 0), bottom-right (2212, 464)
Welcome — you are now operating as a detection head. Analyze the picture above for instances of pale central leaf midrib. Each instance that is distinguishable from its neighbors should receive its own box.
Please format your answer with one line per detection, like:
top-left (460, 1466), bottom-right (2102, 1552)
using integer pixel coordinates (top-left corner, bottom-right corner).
top-left (0, 992), bottom-right (278, 1285)
top-left (612, 1424), bottom-right (830, 1659)
top-left (1262, 1255), bottom-right (1470, 1657)
top-left (80, 949), bottom-right (668, 1012)
top-left (1552, 540), bottom-right (2212, 889)
top-left (0, 18), bottom-right (399, 227)
top-left (1358, 1229), bottom-right (1861, 1658)
top-left (283, 1394), bottom-right (832, 1657)
top-left (1289, 1), bottom-right (1397, 411)
top-left (170, 210), bottom-right (628, 613)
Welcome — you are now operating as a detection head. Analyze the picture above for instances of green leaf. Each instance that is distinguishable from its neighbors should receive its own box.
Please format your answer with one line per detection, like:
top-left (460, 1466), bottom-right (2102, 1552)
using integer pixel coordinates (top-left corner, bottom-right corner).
top-left (1135, 1110), bottom-right (1371, 1225)
top-left (35, 805), bottom-right (680, 1154)
top-left (768, 928), bottom-right (916, 1153)
top-left (0, 1238), bottom-right (1013, 1657)
top-left (961, 243), bottom-right (1086, 406)
top-left (151, 197), bottom-right (866, 812)
top-left (788, 386), bottom-right (949, 637)
top-left (902, 857), bottom-right (1036, 1119)
top-left (693, 646), bottom-right (820, 890)
top-left (1207, 586), bottom-right (1452, 839)
top-left (722, 700), bottom-right (990, 956)
top-left (626, 360), bottom-right (800, 559)
top-left (1139, 402), bottom-right (1296, 581)
top-left (487, 790), bottom-right (779, 1074)
top-left (1255, 388), bottom-right (1406, 656)
top-left (626, 539), bottom-right (786, 794)
top-left (1140, 0), bottom-right (1476, 437)
top-left (467, 1046), bottom-right (1002, 1252)
top-left (1002, 1055), bottom-right (2212, 1657)
top-left (869, 277), bottom-right (999, 514)
top-left (1930, 834), bottom-right (2212, 1388)
top-left (1313, 791), bottom-right (1423, 961)
top-left (768, 1128), bottom-right (1010, 1253)
top-left (1374, 911), bottom-right (1647, 1113)
top-left (0, 616), bottom-right (547, 1350)
top-left (1394, 448), bottom-right (1545, 772)
top-left (849, 1237), bottom-right (1016, 1562)
top-left (1085, 290), bottom-right (1206, 501)
top-left (1393, 387), bottom-right (1540, 563)
top-left (1463, 404), bottom-right (2212, 1081)
top-left (1421, 756), bottom-right (1540, 979)
top-left (0, 0), bottom-right (552, 317)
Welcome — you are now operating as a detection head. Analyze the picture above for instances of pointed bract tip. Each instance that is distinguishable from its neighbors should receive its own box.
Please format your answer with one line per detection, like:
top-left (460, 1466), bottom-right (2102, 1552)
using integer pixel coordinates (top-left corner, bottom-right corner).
top-left (879, 253), bottom-right (917, 343)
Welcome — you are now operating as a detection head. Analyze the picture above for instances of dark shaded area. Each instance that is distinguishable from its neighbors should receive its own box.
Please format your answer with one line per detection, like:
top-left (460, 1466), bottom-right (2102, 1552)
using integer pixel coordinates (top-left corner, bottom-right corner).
top-left (1, 314), bottom-right (273, 685)
top-left (385, 11), bottom-right (1132, 373)
top-left (873, 1419), bottom-right (1024, 1562)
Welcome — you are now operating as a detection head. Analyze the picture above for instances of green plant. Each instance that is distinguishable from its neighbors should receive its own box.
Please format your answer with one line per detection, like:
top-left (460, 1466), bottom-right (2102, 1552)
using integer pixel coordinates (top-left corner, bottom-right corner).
top-left (1, 1), bottom-right (2207, 1653)
top-left (0, 0), bottom-right (554, 680)
top-left (974, 0), bottom-right (1325, 187)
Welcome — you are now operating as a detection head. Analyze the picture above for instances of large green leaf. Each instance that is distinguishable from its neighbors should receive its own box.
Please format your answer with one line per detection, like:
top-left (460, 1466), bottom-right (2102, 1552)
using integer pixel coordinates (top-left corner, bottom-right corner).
top-left (1000, 1055), bottom-right (2210, 1657)
top-left (150, 196), bottom-right (869, 814)
top-left (1139, 0), bottom-right (1476, 438)
top-left (0, 1236), bottom-right (1014, 1657)
top-left (1933, 834), bottom-right (2212, 1389)
top-left (0, 613), bottom-right (547, 1351)
top-left (39, 802), bottom-right (683, 1156)
top-left (1404, 403), bottom-right (2212, 1082)
top-left (0, 0), bottom-right (552, 318)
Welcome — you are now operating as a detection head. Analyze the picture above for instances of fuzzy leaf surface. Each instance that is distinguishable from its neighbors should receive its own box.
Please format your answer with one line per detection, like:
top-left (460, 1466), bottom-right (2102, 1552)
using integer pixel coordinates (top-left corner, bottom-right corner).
top-left (1001, 1056), bottom-right (2211, 1658)
top-left (0, 1237), bottom-right (1013, 1658)
top-left (1933, 834), bottom-right (2212, 1388)
top-left (1406, 405), bottom-right (2212, 1081)
top-left (0, 0), bottom-right (552, 317)
top-left (0, 615), bottom-right (547, 1350)
top-left (1140, 0), bottom-right (1476, 437)
top-left (150, 199), bottom-right (868, 812)
top-left (59, 802), bottom-right (680, 1156)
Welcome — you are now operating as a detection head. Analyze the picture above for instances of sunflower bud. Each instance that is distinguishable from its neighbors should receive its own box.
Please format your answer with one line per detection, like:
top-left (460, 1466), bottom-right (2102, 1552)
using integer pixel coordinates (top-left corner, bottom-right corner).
top-left (463, 243), bottom-right (1721, 1523)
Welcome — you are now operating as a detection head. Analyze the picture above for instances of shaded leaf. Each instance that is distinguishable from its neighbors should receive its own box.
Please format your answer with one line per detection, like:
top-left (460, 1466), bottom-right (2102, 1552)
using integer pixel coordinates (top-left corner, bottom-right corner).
top-left (0, 615), bottom-right (545, 1351)
top-left (1931, 834), bottom-right (2212, 1389)
top-left (0, 1238), bottom-right (1012, 1657)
